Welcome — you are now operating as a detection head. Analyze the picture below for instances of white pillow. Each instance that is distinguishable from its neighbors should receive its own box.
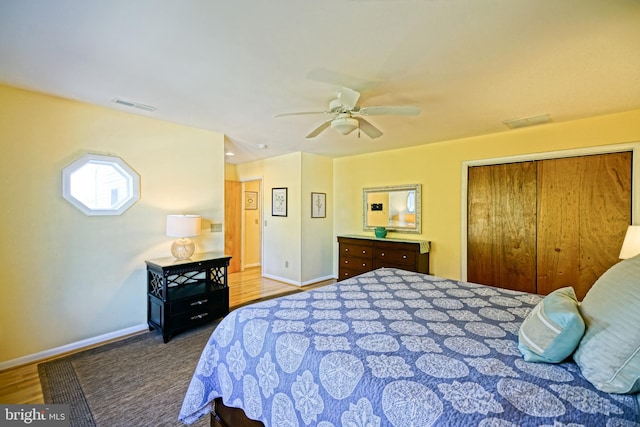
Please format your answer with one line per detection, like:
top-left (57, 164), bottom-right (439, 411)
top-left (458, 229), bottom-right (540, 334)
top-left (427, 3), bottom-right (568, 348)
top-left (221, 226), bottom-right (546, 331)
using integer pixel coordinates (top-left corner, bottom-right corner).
top-left (573, 254), bottom-right (640, 394)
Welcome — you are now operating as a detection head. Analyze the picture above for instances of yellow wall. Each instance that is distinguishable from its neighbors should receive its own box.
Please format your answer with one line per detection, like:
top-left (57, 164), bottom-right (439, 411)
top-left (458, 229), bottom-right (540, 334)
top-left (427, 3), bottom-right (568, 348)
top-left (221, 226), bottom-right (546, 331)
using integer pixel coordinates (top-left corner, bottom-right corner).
top-left (334, 109), bottom-right (640, 280)
top-left (224, 163), bottom-right (238, 181)
top-left (0, 85), bottom-right (225, 364)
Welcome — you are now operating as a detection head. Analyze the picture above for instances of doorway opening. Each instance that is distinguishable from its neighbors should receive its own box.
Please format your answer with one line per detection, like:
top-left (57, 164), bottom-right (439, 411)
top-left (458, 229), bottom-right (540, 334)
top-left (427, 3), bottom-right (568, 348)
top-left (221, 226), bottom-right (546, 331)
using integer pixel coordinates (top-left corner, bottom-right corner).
top-left (241, 178), bottom-right (263, 271)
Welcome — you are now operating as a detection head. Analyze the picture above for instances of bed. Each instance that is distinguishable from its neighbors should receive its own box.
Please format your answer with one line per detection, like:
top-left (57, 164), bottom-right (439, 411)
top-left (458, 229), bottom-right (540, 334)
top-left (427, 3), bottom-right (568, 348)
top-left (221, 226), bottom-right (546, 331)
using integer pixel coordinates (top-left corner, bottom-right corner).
top-left (179, 267), bottom-right (640, 426)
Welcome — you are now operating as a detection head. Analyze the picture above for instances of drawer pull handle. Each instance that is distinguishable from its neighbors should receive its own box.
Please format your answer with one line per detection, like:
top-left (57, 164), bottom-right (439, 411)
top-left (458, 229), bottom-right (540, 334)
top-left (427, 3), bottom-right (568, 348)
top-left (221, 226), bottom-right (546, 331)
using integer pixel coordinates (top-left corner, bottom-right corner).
top-left (362, 250), bottom-right (366, 254)
top-left (345, 248), bottom-right (349, 252)
top-left (191, 313), bottom-right (209, 320)
top-left (190, 299), bottom-right (208, 306)
top-left (403, 255), bottom-right (407, 259)
top-left (345, 260), bottom-right (349, 264)
top-left (362, 263), bottom-right (366, 267)
top-left (381, 253), bottom-right (385, 256)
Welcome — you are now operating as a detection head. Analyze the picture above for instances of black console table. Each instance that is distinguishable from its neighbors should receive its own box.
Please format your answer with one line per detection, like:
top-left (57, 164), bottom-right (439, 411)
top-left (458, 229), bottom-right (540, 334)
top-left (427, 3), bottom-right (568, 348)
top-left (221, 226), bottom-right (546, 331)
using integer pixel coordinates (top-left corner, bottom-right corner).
top-left (146, 252), bottom-right (231, 343)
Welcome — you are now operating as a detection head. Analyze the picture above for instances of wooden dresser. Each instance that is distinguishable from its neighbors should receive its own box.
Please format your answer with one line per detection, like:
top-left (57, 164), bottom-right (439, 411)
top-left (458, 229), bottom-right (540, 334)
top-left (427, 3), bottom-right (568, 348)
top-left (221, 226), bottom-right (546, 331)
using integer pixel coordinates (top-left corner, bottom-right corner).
top-left (337, 235), bottom-right (430, 281)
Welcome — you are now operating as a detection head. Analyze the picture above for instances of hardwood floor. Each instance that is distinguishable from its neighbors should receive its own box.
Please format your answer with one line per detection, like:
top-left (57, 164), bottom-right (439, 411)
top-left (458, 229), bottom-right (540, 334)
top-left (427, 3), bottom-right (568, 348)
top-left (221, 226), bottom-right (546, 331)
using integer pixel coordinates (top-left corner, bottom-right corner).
top-left (0, 267), bottom-right (335, 405)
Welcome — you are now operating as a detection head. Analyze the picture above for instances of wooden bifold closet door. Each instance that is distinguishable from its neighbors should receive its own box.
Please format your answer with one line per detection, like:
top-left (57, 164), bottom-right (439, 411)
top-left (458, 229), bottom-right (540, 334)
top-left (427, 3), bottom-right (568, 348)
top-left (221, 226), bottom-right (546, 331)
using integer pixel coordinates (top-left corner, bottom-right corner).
top-left (467, 151), bottom-right (631, 300)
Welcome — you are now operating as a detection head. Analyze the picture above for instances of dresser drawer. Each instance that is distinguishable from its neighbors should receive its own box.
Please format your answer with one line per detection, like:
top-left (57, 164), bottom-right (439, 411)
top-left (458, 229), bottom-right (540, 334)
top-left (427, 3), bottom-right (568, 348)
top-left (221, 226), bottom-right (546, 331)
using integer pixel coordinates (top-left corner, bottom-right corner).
top-left (374, 247), bottom-right (416, 267)
top-left (340, 256), bottom-right (373, 272)
top-left (338, 267), bottom-right (367, 281)
top-left (339, 242), bottom-right (373, 259)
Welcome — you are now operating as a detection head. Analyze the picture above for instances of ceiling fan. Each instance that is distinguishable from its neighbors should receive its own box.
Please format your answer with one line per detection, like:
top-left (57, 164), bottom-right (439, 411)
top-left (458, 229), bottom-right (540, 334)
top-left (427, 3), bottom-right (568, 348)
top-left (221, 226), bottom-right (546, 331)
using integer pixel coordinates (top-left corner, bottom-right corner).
top-left (274, 87), bottom-right (420, 139)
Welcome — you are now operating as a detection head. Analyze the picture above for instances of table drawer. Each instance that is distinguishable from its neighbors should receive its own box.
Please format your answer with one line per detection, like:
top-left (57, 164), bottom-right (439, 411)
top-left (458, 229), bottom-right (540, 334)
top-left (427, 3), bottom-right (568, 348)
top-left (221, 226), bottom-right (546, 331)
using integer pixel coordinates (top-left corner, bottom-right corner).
top-left (171, 287), bottom-right (228, 314)
top-left (172, 295), bottom-right (212, 315)
top-left (171, 307), bottom-right (214, 330)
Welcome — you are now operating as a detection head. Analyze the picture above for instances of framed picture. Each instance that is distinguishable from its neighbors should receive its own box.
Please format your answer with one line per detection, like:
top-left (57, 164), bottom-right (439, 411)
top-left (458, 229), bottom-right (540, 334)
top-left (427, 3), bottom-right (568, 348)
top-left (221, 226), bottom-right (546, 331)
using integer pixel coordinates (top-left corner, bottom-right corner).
top-left (311, 192), bottom-right (326, 218)
top-left (272, 187), bottom-right (287, 216)
top-left (244, 191), bottom-right (257, 210)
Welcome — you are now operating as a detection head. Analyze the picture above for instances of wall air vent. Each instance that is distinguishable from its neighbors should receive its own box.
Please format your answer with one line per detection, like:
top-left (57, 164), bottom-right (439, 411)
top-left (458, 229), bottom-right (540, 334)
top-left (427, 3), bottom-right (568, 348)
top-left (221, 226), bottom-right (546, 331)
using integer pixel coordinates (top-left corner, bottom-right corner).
top-left (111, 98), bottom-right (157, 112)
top-left (503, 114), bottom-right (550, 129)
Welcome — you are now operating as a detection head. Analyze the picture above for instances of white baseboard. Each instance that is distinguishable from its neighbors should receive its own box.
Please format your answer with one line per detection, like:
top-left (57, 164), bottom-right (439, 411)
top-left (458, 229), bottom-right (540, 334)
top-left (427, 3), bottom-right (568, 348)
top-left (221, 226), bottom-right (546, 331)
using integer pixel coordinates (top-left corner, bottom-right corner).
top-left (302, 274), bottom-right (336, 286)
top-left (261, 273), bottom-right (336, 287)
top-left (262, 272), bottom-right (300, 286)
top-left (0, 323), bottom-right (149, 371)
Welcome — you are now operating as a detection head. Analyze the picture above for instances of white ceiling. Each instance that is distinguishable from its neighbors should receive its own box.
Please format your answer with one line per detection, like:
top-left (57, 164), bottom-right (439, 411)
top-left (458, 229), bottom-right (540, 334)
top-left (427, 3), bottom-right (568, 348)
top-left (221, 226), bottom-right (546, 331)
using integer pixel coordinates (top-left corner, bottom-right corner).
top-left (1, 0), bottom-right (639, 164)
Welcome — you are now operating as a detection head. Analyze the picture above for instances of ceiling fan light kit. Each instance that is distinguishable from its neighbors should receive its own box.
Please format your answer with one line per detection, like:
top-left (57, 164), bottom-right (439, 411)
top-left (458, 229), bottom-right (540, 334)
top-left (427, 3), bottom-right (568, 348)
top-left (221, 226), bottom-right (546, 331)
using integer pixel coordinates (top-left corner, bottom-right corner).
top-left (331, 116), bottom-right (359, 135)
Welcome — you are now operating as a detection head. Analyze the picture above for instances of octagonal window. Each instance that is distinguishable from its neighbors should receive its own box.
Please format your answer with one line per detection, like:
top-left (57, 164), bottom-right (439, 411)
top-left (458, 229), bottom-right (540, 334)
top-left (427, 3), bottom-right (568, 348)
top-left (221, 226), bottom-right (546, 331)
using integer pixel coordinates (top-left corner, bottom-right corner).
top-left (62, 154), bottom-right (140, 216)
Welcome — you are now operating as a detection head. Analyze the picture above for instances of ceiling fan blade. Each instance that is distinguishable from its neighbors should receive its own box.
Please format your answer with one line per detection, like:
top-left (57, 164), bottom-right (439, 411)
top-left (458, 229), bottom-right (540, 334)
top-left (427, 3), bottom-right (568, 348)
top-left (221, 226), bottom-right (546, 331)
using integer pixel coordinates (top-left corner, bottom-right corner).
top-left (358, 106), bottom-right (420, 116)
top-left (306, 119), bottom-right (333, 138)
top-left (274, 111), bottom-right (327, 117)
top-left (306, 68), bottom-right (378, 91)
top-left (357, 117), bottom-right (383, 139)
top-left (337, 87), bottom-right (360, 110)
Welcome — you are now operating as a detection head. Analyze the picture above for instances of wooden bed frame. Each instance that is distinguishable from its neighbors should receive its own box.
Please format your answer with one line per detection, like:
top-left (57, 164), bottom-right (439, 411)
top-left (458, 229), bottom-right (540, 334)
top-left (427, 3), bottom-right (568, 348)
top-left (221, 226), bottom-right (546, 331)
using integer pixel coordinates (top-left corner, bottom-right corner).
top-left (211, 398), bottom-right (264, 427)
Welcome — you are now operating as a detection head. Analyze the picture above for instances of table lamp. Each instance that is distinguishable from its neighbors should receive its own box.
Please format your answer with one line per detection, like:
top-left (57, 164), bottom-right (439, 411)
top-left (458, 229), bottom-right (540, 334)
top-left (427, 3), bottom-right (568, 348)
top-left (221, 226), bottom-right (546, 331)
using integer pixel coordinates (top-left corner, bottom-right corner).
top-left (166, 214), bottom-right (201, 260)
top-left (619, 225), bottom-right (640, 259)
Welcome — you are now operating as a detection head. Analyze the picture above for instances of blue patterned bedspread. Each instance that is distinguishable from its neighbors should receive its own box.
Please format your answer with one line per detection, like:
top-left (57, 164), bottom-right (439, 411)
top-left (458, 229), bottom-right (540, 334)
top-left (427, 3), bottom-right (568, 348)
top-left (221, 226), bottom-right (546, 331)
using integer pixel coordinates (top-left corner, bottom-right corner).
top-left (179, 268), bottom-right (639, 426)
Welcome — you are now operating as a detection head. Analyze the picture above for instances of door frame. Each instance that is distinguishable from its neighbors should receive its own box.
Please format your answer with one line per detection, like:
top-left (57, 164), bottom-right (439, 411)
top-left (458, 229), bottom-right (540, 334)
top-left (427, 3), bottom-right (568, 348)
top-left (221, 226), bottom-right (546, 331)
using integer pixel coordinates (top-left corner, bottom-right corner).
top-left (460, 142), bottom-right (640, 281)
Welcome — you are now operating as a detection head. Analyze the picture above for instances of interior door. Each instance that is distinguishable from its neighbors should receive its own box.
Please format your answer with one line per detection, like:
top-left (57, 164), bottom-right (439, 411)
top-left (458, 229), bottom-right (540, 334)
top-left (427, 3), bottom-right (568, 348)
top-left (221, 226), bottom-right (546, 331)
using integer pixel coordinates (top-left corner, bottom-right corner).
top-left (467, 161), bottom-right (538, 293)
top-left (224, 180), bottom-right (242, 273)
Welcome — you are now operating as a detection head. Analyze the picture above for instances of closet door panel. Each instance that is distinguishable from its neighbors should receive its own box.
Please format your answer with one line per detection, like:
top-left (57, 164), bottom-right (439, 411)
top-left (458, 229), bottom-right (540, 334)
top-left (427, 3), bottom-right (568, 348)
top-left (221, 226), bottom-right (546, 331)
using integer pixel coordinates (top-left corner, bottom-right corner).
top-left (537, 152), bottom-right (631, 299)
top-left (467, 162), bottom-right (537, 293)
top-left (536, 158), bottom-right (581, 296)
top-left (577, 152), bottom-right (631, 298)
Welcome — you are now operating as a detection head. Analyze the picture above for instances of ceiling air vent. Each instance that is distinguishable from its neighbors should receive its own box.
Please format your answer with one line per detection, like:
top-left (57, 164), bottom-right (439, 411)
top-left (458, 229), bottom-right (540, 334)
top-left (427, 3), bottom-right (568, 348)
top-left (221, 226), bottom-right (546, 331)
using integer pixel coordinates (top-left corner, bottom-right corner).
top-left (111, 98), bottom-right (157, 112)
top-left (503, 114), bottom-right (550, 129)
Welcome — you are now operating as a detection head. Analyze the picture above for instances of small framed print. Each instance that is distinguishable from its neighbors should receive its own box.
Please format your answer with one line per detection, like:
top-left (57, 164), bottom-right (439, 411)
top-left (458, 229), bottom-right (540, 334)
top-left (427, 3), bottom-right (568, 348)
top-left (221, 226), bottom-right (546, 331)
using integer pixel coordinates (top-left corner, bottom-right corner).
top-left (311, 192), bottom-right (326, 218)
top-left (245, 191), bottom-right (257, 210)
top-left (272, 187), bottom-right (287, 216)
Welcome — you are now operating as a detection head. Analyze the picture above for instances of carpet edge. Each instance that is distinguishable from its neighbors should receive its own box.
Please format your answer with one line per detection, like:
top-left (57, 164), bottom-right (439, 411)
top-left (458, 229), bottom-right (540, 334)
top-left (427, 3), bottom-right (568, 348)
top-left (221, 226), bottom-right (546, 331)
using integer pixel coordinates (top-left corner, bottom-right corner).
top-left (38, 358), bottom-right (97, 427)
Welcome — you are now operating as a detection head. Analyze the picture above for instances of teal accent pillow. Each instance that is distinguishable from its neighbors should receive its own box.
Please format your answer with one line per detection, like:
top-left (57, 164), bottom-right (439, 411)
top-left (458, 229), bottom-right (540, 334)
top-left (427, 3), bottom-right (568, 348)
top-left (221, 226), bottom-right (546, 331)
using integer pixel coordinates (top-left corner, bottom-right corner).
top-left (573, 254), bottom-right (640, 394)
top-left (518, 286), bottom-right (585, 363)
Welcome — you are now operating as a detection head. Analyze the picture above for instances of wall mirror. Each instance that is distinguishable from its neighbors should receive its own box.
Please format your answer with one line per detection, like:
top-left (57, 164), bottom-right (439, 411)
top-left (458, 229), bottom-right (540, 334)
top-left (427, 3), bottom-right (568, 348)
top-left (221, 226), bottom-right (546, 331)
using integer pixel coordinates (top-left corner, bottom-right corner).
top-left (363, 184), bottom-right (421, 233)
top-left (62, 153), bottom-right (140, 216)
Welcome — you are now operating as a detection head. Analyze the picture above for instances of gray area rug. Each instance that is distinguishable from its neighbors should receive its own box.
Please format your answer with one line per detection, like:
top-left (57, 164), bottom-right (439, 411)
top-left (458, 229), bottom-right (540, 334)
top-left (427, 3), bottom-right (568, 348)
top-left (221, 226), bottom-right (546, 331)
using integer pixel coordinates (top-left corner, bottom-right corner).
top-left (38, 290), bottom-right (304, 427)
top-left (39, 322), bottom-right (217, 427)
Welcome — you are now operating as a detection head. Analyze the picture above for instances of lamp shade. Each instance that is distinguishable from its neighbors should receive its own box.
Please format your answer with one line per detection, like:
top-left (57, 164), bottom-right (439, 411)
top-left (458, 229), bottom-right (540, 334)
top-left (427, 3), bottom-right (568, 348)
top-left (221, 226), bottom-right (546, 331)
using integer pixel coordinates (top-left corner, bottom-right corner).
top-left (619, 225), bottom-right (640, 259)
top-left (166, 215), bottom-right (201, 238)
